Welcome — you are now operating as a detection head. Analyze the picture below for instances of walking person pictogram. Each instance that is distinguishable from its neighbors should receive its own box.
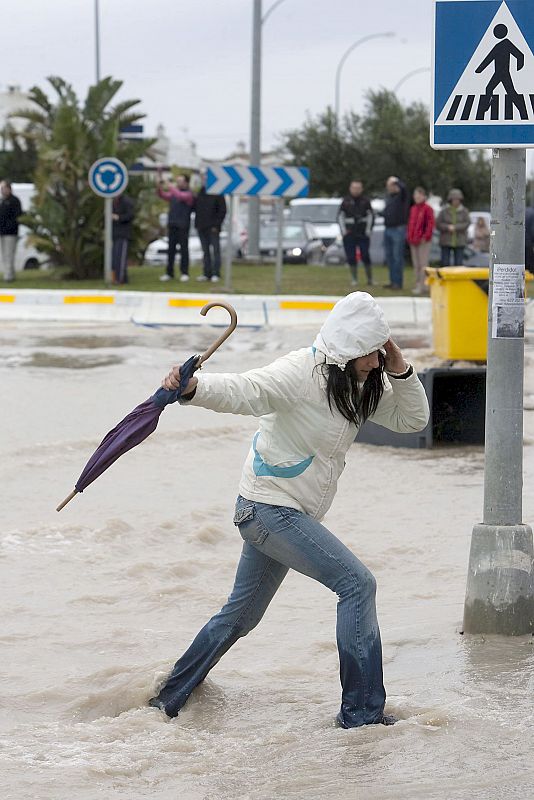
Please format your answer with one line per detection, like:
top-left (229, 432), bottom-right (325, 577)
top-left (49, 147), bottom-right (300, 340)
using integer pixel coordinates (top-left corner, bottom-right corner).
top-left (475, 23), bottom-right (527, 119)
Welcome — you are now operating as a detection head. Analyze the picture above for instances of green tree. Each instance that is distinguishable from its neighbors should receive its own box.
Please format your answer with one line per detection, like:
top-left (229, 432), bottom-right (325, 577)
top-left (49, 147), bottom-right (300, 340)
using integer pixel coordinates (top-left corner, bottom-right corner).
top-left (0, 124), bottom-right (38, 182)
top-left (12, 76), bottom-right (156, 278)
top-left (282, 90), bottom-right (491, 208)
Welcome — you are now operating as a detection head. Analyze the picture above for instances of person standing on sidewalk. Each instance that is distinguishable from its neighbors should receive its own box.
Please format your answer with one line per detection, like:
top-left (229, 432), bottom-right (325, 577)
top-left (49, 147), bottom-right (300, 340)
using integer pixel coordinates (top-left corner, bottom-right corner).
top-left (111, 192), bottom-right (135, 285)
top-left (194, 171), bottom-right (227, 283)
top-left (407, 187), bottom-right (435, 295)
top-left (157, 173), bottom-right (194, 283)
top-left (472, 216), bottom-right (490, 253)
top-left (436, 189), bottom-right (470, 267)
top-left (383, 176), bottom-right (409, 290)
top-left (0, 181), bottom-right (22, 282)
top-left (149, 292), bottom-right (429, 729)
top-left (337, 180), bottom-right (374, 287)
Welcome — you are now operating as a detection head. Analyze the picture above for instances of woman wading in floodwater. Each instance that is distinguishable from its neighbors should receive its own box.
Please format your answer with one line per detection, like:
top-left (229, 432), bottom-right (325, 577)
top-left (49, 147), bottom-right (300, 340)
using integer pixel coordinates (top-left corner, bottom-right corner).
top-left (149, 292), bottom-right (429, 728)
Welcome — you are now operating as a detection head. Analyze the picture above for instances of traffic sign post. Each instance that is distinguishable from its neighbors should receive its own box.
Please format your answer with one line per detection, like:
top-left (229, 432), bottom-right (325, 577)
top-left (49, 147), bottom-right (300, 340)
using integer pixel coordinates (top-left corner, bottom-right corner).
top-left (433, 0), bottom-right (534, 634)
top-left (206, 165), bottom-right (310, 293)
top-left (88, 157), bottom-right (129, 285)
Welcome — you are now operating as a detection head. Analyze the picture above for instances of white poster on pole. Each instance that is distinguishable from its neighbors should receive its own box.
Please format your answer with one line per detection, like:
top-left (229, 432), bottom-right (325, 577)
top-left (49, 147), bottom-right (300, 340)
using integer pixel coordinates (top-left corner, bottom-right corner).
top-left (491, 263), bottom-right (525, 339)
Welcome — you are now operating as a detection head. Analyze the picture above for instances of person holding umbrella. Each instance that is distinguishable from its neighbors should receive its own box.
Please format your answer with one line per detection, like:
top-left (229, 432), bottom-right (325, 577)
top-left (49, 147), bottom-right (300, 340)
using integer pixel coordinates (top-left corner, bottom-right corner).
top-left (150, 292), bottom-right (429, 729)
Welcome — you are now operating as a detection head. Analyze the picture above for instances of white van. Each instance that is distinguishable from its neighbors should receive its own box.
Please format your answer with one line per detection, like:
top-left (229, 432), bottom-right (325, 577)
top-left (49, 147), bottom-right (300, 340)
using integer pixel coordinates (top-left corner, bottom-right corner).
top-left (288, 198), bottom-right (341, 246)
top-left (9, 183), bottom-right (44, 271)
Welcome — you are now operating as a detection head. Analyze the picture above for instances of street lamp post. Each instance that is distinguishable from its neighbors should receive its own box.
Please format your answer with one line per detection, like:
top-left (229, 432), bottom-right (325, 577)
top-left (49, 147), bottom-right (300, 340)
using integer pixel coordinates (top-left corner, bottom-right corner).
top-left (334, 32), bottom-right (394, 123)
top-left (248, 0), bottom-right (289, 260)
top-left (248, 0), bottom-right (263, 259)
top-left (95, 0), bottom-right (101, 83)
top-left (393, 67), bottom-right (431, 95)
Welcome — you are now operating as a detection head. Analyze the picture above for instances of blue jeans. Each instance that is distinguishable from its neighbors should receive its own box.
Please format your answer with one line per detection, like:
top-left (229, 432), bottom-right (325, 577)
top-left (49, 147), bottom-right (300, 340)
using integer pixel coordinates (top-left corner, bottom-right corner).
top-left (441, 246), bottom-right (464, 267)
top-left (150, 496), bottom-right (386, 727)
top-left (384, 225), bottom-right (406, 287)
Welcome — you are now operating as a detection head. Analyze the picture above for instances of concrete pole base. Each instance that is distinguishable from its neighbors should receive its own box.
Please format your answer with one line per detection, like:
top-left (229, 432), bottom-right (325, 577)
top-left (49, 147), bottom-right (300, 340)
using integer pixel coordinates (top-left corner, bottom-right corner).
top-left (463, 523), bottom-right (534, 635)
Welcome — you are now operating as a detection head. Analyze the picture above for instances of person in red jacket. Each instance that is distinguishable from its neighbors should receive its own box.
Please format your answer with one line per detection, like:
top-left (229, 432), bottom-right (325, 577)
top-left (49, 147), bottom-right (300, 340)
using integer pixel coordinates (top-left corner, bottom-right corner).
top-left (407, 187), bottom-right (435, 295)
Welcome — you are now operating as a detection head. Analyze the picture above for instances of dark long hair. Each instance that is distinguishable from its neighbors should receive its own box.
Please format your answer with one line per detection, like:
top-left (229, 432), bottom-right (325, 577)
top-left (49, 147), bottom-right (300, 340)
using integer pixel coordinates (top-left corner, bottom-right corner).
top-left (322, 352), bottom-right (386, 426)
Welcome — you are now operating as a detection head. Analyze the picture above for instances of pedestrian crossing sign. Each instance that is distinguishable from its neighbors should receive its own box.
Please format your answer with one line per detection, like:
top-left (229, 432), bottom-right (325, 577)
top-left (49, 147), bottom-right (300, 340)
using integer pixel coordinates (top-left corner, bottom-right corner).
top-left (432, 0), bottom-right (534, 148)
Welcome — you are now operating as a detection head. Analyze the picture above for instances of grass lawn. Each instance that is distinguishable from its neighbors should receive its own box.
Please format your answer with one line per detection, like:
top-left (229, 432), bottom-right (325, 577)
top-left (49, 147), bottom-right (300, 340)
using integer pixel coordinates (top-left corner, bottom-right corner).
top-left (1, 261), bottom-right (418, 298)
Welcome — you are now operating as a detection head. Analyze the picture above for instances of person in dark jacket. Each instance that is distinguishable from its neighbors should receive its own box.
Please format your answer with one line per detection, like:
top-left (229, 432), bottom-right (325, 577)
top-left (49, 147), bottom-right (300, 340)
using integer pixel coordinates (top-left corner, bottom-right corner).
top-left (195, 172), bottom-right (227, 282)
top-left (157, 173), bottom-right (194, 282)
top-left (0, 180), bottom-right (22, 282)
top-left (337, 180), bottom-right (374, 287)
top-left (111, 192), bottom-right (135, 285)
top-left (525, 206), bottom-right (534, 274)
top-left (383, 176), bottom-right (409, 290)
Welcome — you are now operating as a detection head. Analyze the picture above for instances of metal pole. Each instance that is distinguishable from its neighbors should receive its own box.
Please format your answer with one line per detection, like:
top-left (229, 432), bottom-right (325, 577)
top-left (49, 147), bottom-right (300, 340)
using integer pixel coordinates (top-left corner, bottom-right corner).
top-left (463, 148), bottom-right (534, 635)
top-left (95, 0), bottom-right (101, 83)
top-left (224, 195), bottom-right (235, 292)
top-left (104, 197), bottom-right (112, 285)
top-left (274, 198), bottom-right (284, 293)
top-left (248, 0), bottom-right (262, 260)
top-left (334, 32), bottom-right (394, 123)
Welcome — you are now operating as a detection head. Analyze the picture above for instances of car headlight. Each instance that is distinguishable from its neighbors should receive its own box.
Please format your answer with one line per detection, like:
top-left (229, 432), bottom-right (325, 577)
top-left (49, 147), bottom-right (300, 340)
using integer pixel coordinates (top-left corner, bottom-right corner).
top-left (291, 247), bottom-right (302, 256)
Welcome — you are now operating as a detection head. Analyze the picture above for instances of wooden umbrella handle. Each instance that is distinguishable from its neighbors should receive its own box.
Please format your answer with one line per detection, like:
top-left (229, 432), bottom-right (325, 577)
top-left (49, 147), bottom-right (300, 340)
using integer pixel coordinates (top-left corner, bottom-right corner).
top-left (198, 302), bottom-right (238, 364)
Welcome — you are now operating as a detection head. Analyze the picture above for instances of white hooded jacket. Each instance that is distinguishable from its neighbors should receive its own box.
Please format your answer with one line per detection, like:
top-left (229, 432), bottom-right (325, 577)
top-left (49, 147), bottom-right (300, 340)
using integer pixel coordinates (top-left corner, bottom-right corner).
top-left (186, 293), bottom-right (429, 520)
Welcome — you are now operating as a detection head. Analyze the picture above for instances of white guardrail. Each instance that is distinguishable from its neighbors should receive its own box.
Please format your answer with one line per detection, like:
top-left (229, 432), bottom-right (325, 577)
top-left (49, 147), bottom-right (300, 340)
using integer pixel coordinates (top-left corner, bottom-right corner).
top-left (0, 289), bottom-right (433, 328)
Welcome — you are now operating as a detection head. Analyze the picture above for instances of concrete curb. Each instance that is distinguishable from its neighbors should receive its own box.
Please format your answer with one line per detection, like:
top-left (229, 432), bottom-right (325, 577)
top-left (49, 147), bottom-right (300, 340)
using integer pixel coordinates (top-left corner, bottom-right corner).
top-left (0, 288), bottom-right (432, 329)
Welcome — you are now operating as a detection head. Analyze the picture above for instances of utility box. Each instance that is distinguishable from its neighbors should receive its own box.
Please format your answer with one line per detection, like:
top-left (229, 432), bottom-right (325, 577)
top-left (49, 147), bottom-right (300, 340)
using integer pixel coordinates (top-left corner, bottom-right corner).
top-left (356, 367), bottom-right (486, 449)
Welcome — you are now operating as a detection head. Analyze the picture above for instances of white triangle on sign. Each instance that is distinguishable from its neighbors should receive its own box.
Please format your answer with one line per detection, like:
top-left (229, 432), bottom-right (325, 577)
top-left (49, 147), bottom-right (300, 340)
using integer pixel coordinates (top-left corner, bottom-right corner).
top-left (437, 1), bottom-right (534, 126)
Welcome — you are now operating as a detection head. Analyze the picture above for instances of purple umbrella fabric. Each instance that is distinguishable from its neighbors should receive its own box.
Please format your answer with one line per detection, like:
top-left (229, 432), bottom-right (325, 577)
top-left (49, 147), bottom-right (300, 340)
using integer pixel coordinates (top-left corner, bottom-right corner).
top-left (56, 354), bottom-right (200, 510)
top-left (56, 300), bottom-right (238, 512)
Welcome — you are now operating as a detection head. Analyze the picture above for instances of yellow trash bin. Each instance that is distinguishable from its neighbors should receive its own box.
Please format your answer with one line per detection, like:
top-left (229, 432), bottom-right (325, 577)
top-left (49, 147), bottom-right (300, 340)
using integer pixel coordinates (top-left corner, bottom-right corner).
top-left (425, 266), bottom-right (531, 361)
top-left (426, 267), bottom-right (489, 361)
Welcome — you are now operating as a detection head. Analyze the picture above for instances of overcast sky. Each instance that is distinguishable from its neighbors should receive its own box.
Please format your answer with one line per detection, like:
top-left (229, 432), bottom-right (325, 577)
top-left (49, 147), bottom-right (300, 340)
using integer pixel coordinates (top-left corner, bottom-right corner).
top-left (4, 0), bottom-right (434, 158)
top-left (6, 0), bottom-right (534, 175)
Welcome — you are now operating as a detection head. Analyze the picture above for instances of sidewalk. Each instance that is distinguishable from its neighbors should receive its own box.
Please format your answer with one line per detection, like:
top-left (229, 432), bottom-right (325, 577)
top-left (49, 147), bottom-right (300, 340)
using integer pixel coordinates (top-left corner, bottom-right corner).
top-left (0, 288), bottom-right (432, 328)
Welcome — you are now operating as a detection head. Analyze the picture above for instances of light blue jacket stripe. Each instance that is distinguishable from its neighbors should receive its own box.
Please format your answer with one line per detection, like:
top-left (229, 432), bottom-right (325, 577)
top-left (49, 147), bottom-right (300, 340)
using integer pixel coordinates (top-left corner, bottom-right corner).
top-left (252, 433), bottom-right (314, 478)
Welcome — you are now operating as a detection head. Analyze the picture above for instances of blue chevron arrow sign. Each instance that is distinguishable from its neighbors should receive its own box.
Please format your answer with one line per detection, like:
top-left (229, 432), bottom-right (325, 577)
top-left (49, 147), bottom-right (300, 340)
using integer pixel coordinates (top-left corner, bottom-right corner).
top-left (206, 165), bottom-right (309, 197)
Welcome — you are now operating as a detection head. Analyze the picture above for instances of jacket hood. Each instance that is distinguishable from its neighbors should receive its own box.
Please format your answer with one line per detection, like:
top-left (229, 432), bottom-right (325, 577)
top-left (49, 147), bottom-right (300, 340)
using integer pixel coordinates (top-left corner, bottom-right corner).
top-left (313, 292), bottom-right (390, 370)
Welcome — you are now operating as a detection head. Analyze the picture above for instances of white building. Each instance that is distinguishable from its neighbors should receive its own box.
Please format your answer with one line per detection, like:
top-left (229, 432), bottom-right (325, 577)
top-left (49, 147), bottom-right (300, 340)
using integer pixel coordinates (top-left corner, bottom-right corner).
top-left (0, 86), bottom-right (37, 148)
top-left (152, 123), bottom-right (201, 170)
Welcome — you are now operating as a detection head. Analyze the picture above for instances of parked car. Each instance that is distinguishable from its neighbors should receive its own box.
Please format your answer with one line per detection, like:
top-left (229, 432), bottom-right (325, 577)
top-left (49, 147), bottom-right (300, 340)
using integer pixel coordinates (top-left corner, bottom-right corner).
top-left (259, 221), bottom-right (324, 264)
top-left (324, 214), bottom-right (386, 266)
top-left (288, 198), bottom-right (341, 246)
top-left (145, 230), bottom-right (240, 266)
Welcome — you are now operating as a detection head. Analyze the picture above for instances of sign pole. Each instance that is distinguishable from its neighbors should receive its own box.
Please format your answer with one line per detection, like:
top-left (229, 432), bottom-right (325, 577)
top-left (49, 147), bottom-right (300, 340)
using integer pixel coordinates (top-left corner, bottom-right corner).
top-left (248, 0), bottom-right (262, 260)
top-left (104, 197), bottom-right (113, 285)
top-left (224, 194), bottom-right (234, 292)
top-left (463, 148), bottom-right (534, 634)
top-left (275, 198), bottom-right (284, 294)
top-left (88, 157), bottom-right (128, 286)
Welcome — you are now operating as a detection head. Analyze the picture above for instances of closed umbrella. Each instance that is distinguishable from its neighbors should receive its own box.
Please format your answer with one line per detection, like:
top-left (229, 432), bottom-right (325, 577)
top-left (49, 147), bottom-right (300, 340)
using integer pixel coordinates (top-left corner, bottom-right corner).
top-left (56, 301), bottom-right (237, 512)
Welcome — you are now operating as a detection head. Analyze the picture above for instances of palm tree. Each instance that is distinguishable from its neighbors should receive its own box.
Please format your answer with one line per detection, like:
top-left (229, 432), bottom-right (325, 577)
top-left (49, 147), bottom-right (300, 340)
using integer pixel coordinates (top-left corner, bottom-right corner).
top-left (12, 76), bottom-right (156, 278)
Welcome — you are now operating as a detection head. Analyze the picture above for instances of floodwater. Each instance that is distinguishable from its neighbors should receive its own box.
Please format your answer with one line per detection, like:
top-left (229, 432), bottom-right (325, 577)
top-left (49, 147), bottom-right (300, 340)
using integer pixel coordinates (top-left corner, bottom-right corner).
top-left (1, 320), bottom-right (534, 800)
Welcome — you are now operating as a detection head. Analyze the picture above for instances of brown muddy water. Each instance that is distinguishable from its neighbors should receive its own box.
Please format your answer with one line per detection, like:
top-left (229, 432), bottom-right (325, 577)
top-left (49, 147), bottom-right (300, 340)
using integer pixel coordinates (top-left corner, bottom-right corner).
top-left (1, 320), bottom-right (533, 800)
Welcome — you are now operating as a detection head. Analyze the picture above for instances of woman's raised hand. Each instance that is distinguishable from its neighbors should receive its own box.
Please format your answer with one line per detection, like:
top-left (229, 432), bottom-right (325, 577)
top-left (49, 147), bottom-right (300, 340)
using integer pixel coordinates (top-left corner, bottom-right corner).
top-left (383, 338), bottom-right (407, 374)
